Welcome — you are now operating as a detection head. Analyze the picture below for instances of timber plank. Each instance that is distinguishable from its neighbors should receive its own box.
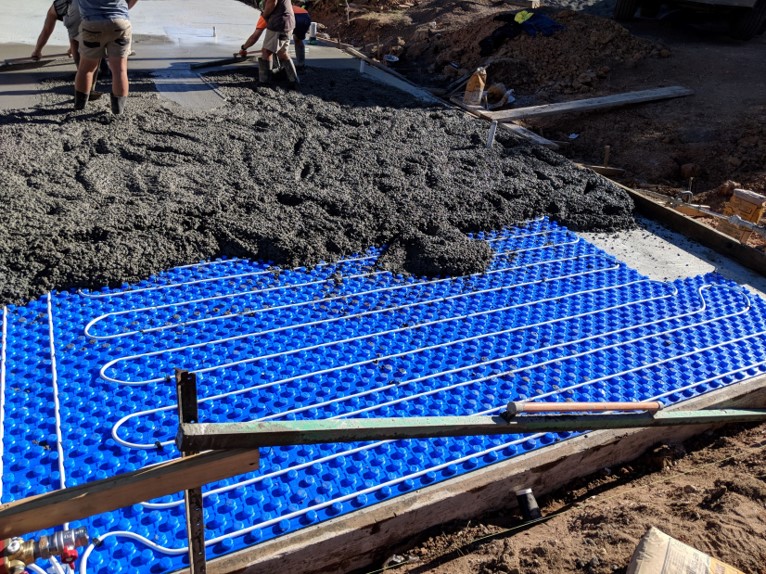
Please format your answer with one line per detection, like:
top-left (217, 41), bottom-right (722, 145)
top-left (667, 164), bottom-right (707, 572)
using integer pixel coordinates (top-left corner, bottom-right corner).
top-left (501, 122), bottom-right (559, 149)
top-left (448, 96), bottom-right (558, 148)
top-left (483, 86), bottom-right (694, 121)
top-left (0, 449), bottom-right (259, 539)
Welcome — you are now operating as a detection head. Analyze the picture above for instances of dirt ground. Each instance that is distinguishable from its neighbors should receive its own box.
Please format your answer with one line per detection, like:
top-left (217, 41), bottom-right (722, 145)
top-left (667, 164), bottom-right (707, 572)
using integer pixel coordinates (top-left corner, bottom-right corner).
top-left (364, 421), bottom-right (766, 574)
top-left (307, 3), bottom-right (766, 573)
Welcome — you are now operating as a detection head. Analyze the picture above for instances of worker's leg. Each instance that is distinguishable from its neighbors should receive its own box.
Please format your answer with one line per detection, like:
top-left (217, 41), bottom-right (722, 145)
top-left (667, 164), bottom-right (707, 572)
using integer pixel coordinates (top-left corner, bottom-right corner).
top-left (108, 54), bottom-right (129, 113)
top-left (109, 55), bottom-right (129, 97)
top-left (293, 13), bottom-right (310, 68)
top-left (278, 47), bottom-right (300, 87)
top-left (294, 37), bottom-right (305, 68)
top-left (90, 59), bottom-right (103, 99)
top-left (104, 19), bottom-right (132, 113)
top-left (69, 39), bottom-right (80, 67)
top-left (76, 19), bottom-right (111, 109)
top-left (260, 29), bottom-right (292, 84)
top-left (74, 37), bottom-right (101, 100)
top-left (74, 55), bottom-right (99, 109)
top-left (259, 48), bottom-right (273, 83)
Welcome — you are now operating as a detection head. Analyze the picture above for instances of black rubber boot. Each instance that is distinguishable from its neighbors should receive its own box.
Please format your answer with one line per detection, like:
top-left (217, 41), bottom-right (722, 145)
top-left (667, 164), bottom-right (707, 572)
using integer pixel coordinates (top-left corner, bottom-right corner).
top-left (283, 58), bottom-right (300, 89)
top-left (295, 42), bottom-right (305, 69)
top-left (74, 90), bottom-right (89, 110)
top-left (258, 58), bottom-right (271, 84)
top-left (110, 93), bottom-right (126, 114)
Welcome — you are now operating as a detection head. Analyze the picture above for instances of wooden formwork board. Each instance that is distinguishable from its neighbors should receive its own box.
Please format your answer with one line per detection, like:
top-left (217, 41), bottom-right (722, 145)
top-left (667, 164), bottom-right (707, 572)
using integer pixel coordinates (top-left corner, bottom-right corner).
top-left (208, 376), bottom-right (766, 574)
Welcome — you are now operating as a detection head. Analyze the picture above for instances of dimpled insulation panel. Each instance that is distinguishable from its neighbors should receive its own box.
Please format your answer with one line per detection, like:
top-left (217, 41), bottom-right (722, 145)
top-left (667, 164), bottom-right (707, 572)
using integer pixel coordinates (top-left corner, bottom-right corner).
top-left (3, 218), bottom-right (766, 573)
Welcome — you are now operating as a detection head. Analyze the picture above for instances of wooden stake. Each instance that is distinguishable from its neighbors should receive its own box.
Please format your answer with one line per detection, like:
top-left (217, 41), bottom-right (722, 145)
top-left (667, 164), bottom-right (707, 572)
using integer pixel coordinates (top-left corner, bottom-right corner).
top-left (176, 369), bottom-right (207, 574)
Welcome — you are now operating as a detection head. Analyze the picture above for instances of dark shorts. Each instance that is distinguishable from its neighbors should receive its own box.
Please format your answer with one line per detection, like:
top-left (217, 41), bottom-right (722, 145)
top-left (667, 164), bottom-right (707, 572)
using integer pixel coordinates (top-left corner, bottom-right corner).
top-left (294, 13), bottom-right (311, 40)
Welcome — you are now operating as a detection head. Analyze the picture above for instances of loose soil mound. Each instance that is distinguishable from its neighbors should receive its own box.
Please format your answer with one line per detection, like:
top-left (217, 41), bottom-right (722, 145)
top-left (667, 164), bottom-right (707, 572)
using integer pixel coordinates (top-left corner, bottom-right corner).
top-left (313, 2), bottom-right (663, 99)
top-left (0, 68), bottom-right (633, 306)
top-left (312, 0), bottom-right (766, 200)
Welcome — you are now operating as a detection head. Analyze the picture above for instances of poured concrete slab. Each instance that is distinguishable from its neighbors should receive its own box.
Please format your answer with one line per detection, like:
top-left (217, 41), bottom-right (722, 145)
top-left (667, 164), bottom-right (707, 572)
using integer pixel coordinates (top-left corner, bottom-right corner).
top-left (3, 0), bottom-right (72, 47)
top-left (0, 0), bottom-right (435, 111)
top-left (152, 68), bottom-right (227, 110)
top-left (0, 71), bottom-right (45, 110)
top-left (583, 215), bottom-right (766, 294)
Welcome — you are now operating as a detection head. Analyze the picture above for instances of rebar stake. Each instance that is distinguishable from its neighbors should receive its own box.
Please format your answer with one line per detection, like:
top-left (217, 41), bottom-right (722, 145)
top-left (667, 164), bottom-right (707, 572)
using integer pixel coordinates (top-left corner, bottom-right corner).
top-left (486, 120), bottom-right (498, 148)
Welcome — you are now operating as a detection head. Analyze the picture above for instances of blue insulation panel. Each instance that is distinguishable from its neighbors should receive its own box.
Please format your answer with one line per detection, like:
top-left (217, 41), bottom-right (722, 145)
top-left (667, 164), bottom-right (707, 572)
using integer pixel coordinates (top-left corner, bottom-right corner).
top-left (2, 218), bottom-right (766, 573)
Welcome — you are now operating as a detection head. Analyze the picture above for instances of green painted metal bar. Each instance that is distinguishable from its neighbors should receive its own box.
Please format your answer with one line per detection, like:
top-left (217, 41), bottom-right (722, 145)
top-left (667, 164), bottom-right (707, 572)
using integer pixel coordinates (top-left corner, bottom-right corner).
top-left (177, 409), bottom-right (766, 451)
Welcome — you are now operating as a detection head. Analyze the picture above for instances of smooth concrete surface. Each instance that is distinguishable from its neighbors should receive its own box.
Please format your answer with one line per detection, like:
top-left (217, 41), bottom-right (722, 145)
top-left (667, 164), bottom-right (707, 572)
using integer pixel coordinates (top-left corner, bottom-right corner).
top-left (152, 68), bottom-right (228, 109)
top-left (1, 0), bottom-right (436, 111)
top-left (4, 0), bottom-right (72, 47)
top-left (2, 0), bottom-right (256, 49)
top-left (582, 215), bottom-right (766, 296)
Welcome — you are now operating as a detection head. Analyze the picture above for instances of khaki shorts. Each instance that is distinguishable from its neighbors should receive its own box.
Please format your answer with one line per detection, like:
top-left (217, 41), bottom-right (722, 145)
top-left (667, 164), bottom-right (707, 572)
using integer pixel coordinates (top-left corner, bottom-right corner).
top-left (262, 29), bottom-right (290, 55)
top-left (79, 19), bottom-right (132, 60)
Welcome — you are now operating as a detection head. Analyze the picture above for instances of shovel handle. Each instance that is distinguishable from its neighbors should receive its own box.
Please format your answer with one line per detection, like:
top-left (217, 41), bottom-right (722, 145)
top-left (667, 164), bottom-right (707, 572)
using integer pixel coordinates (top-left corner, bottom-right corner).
top-left (4, 52), bottom-right (70, 64)
top-left (506, 401), bottom-right (662, 417)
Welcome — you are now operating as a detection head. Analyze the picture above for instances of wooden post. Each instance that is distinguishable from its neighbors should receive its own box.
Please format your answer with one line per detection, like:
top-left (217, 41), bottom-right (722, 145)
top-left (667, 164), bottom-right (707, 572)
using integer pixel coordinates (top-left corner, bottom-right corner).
top-left (176, 369), bottom-right (207, 574)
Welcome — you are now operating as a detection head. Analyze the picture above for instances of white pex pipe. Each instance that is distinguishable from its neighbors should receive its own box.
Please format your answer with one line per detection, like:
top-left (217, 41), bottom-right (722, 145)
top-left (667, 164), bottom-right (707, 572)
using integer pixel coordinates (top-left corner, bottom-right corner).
top-left (56, 223), bottom-right (753, 569)
top-left (110, 253), bottom-right (621, 449)
top-left (47, 294), bottom-right (69, 529)
top-left (85, 341), bottom-right (766, 566)
top-left (127, 284), bottom-right (746, 510)
top-left (85, 230), bottom-right (566, 340)
top-left (130, 284), bottom-right (751, 514)
top-left (80, 430), bottom-right (548, 571)
top-left (78, 281), bottom-right (760, 568)
top-left (98, 240), bottom-right (593, 384)
top-left (0, 306), bottom-right (6, 499)
top-left (111, 272), bottom-right (653, 449)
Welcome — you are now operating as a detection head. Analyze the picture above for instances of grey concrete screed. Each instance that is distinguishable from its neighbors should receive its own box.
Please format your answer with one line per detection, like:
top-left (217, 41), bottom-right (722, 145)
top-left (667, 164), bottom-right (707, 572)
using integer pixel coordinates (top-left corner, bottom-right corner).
top-left (0, 68), bottom-right (633, 307)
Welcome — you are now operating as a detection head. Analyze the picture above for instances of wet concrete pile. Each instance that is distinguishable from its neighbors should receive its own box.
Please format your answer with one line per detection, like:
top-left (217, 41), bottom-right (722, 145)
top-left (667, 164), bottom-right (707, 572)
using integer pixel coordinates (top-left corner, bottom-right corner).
top-left (0, 68), bottom-right (635, 306)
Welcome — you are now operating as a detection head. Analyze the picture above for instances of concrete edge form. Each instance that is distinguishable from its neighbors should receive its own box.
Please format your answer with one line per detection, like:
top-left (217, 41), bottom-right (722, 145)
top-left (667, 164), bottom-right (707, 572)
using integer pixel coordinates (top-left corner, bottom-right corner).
top-left (207, 375), bottom-right (766, 574)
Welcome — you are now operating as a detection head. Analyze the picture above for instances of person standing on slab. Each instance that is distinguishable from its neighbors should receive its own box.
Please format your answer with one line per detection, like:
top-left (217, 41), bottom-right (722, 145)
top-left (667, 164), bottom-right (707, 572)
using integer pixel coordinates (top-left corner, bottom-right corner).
top-left (74, 0), bottom-right (138, 114)
top-left (259, 0), bottom-right (299, 87)
top-left (33, 0), bottom-right (91, 69)
top-left (32, 0), bottom-right (104, 100)
top-left (31, 0), bottom-right (74, 60)
top-left (292, 3), bottom-right (311, 69)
